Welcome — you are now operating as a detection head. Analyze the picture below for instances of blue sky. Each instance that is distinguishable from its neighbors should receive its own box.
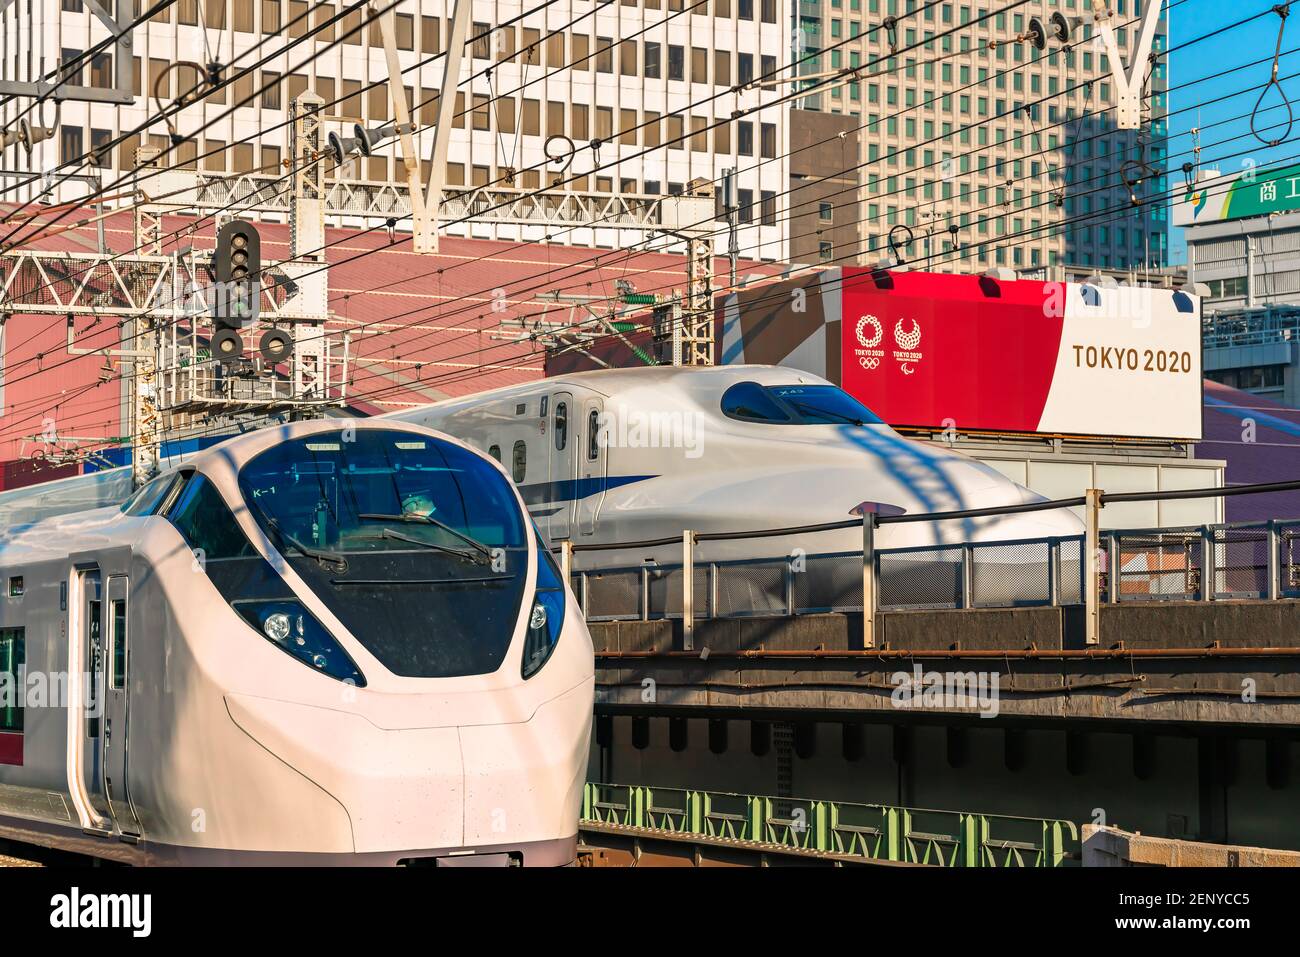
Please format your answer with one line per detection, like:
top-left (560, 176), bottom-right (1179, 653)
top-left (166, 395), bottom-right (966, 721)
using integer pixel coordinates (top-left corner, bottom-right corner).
top-left (1166, 1), bottom-right (1300, 262)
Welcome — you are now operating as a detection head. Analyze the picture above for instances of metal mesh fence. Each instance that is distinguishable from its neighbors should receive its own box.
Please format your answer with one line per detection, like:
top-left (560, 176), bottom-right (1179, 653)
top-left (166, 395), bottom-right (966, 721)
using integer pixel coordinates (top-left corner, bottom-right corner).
top-left (879, 547), bottom-right (964, 610)
top-left (1284, 527), bottom-right (1300, 596)
top-left (794, 553), bottom-right (865, 613)
top-left (715, 561), bottom-right (787, 617)
top-left (570, 524), bottom-right (1300, 620)
top-left (1213, 525), bottom-right (1269, 598)
top-left (582, 569), bottom-right (642, 621)
top-left (647, 564), bottom-right (712, 619)
top-left (970, 540), bottom-right (1051, 608)
top-left (1056, 538), bottom-right (1084, 606)
top-left (1110, 530), bottom-right (1202, 601)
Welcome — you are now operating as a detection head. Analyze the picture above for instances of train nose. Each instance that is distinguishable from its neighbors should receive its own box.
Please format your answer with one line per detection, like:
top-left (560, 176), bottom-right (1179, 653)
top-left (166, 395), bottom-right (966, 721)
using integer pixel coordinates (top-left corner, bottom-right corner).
top-left (225, 677), bottom-right (592, 862)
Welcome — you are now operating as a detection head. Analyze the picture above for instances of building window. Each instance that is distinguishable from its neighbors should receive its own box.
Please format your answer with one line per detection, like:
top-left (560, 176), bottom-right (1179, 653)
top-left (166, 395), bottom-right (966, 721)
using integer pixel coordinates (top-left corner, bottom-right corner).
top-left (737, 122), bottom-right (753, 156)
top-left (668, 44), bottom-right (685, 81)
top-left (597, 37), bottom-right (614, 73)
top-left (90, 52), bottom-right (113, 88)
top-left (738, 53), bottom-right (754, 86)
top-left (760, 123), bottom-right (776, 158)
top-left (645, 42), bottom-right (661, 78)
top-left (261, 71), bottom-right (281, 109)
top-left (819, 241), bottom-right (834, 261)
top-left (60, 125), bottom-right (84, 165)
top-left (90, 129), bottom-right (112, 167)
top-left (738, 188), bottom-right (753, 223)
top-left (761, 190), bottom-right (776, 227)
top-left (819, 202), bottom-right (833, 221)
top-left (472, 22), bottom-right (492, 59)
top-left (61, 48), bottom-right (84, 86)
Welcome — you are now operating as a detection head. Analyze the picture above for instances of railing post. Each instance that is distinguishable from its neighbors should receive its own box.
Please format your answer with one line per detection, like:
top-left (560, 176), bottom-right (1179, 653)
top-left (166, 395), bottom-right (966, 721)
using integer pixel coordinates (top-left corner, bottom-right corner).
top-left (862, 512), bottom-right (878, 649)
top-left (1268, 520), bottom-right (1281, 601)
top-left (1107, 531), bottom-right (1120, 605)
top-left (1201, 524), bottom-right (1215, 602)
top-left (560, 539), bottom-right (573, 585)
top-left (1085, 488), bottom-right (1104, 646)
top-left (1048, 538), bottom-right (1060, 606)
top-left (961, 544), bottom-right (975, 609)
top-left (640, 565), bottom-right (649, 621)
top-left (682, 530), bottom-right (695, 651)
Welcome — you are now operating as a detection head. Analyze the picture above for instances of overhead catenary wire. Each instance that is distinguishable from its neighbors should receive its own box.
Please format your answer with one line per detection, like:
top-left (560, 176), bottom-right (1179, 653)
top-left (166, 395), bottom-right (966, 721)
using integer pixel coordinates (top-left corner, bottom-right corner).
top-left (0, 0), bottom-right (1263, 409)
top-left (8, 115), bottom-right (1290, 437)
top-left (342, 133), bottom-right (1300, 404)
top-left (0, 0), bottom-right (1254, 416)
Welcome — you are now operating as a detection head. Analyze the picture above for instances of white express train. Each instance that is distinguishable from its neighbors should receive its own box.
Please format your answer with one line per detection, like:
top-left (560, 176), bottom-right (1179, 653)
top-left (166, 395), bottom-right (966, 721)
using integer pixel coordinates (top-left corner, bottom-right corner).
top-left (388, 364), bottom-right (1085, 568)
top-left (0, 419), bottom-right (593, 865)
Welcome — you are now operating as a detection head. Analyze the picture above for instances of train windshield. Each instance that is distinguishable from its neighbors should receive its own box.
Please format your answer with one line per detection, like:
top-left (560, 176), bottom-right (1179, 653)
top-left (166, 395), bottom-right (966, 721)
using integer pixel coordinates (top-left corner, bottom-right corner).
top-left (238, 429), bottom-right (529, 678)
top-left (721, 382), bottom-right (884, 426)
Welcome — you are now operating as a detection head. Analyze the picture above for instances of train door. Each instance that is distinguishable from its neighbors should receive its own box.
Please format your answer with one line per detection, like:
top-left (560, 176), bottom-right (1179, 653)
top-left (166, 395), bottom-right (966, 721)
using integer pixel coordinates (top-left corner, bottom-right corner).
top-left (549, 390), bottom-right (575, 540)
top-left (576, 397), bottom-right (607, 536)
top-left (80, 569), bottom-right (112, 825)
top-left (103, 576), bottom-right (141, 838)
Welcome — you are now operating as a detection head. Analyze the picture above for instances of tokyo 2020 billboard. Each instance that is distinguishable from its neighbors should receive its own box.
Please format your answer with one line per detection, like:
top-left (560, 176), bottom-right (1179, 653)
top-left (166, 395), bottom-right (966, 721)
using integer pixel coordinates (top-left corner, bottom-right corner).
top-left (840, 269), bottom-right (1203, 440)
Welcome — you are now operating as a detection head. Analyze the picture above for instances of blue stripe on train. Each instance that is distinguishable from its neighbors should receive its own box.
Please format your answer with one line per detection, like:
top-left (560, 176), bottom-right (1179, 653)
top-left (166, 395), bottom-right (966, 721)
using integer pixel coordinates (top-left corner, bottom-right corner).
top-left (518, 474), bottom-right (656, 506)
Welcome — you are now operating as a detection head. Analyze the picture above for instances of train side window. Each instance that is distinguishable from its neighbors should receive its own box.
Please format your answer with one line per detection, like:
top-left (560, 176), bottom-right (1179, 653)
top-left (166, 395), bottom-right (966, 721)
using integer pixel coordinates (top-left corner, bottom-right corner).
top-left (0, 627), bottom-right (23, 733)
top-left (166, 474), bottom-right (257, 560)
top-left (488, 444), bottom-right (501, 463)
top-left (512, 440), bottom-right (527, 483)
top-left (110, 599), bottom-right (127, 690)
top-left (588, 410), bottom-right (600, 460)
top-left (720, 381), bottom-right (792, 423)
top-left (554, 401), bottom-right (568, 451)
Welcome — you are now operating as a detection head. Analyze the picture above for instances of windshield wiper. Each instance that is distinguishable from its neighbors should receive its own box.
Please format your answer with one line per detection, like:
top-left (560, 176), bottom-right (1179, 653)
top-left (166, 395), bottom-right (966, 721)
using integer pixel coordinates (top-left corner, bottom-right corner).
top-left (785, 400), bottom-right (866, 427)
top-left (374, 526), bottom-right (490, 566)
top-left (264, 516), bottom-right (349, 572)
top-left (357, 512), bottom-right (495, 565)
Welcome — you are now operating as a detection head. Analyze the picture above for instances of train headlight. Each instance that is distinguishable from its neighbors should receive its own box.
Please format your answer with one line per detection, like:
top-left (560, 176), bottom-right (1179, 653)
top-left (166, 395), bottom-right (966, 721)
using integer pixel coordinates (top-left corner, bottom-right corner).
top-left (234, 599), bottom-right (366, 686)
top-left (529, 602), bottom-right (548, 630)
top-left (263, 611), bottom-right (293, 643)
top-left (522, 530), bottom-right (567, 679)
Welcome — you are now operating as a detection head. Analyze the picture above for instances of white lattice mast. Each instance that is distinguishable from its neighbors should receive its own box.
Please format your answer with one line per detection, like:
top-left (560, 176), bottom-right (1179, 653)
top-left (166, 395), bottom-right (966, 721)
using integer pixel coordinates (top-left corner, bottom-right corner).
top-left (289, 91), bottom-right (330, 411)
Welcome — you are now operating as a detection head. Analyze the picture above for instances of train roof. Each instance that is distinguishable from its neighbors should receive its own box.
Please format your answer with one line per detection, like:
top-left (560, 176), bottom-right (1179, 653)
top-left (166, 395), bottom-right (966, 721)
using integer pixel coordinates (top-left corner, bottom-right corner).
top-left (384, 364), bottom-right (836, 419)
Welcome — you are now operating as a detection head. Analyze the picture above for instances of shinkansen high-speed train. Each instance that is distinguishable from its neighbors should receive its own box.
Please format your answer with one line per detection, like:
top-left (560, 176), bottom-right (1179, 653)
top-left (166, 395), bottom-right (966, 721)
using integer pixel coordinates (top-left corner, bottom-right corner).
top-left (389, 365), bottom-right (1084, 567)
top-left (0, 419), bottom-right (593, 865)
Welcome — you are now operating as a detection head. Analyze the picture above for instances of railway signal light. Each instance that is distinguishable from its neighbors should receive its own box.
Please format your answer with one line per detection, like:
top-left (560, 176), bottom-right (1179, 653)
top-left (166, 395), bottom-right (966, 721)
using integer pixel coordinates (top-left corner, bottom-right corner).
top-left (212, 219), bottom-right (261, 359)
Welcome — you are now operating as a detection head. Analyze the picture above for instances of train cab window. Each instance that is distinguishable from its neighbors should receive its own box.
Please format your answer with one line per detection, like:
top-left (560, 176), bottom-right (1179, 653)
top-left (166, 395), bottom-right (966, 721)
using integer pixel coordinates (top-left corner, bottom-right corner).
top-left (554, 401), bottom-right (568, 451)
top-left (488, 444), bottom-right (501, 463)
top-left (0, 627), bottom-right (23, 733)
top-left (110, 599), bottom-right (126, 690)
top-left (721, 382), bottom-right (883, 426)
top-left (121, 471), bottom-right (180, 516)
top-left (767, 385), bottom-right (883, 425)
top-left (588, 410), bottom-right (600, 460)
top-left (512, 440), bottom-right (527, 483)
top-left (166, 475), bottom-right (259, 561)
top-left (720, 381), bottom-right (792, 423)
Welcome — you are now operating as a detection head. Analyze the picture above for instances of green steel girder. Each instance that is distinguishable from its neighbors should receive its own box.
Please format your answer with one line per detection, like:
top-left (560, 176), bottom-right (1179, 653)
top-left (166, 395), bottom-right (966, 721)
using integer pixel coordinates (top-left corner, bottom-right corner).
top-left (581, 783), bottom-right (1080, 867)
